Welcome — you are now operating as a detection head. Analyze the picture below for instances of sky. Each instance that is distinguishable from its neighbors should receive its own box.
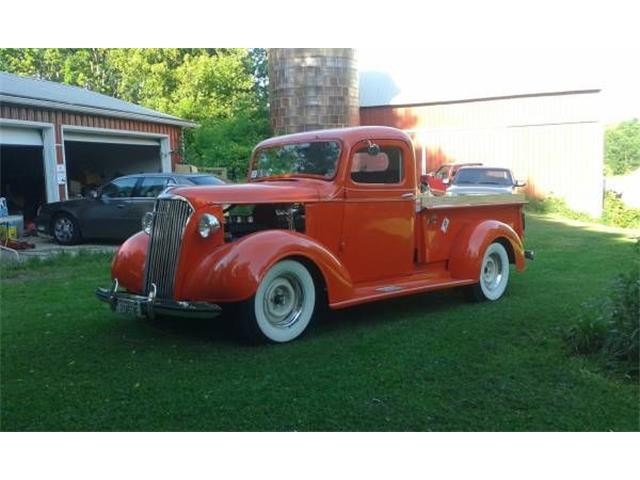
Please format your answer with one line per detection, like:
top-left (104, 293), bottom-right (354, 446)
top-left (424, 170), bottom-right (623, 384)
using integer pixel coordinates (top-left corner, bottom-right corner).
top-left (358, 48), bottom-right (640, 123)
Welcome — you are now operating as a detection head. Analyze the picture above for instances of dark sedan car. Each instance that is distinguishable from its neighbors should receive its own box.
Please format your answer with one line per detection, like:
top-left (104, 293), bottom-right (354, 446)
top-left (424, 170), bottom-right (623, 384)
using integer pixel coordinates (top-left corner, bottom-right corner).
top-left (36, 173), bottom-right (226, 244)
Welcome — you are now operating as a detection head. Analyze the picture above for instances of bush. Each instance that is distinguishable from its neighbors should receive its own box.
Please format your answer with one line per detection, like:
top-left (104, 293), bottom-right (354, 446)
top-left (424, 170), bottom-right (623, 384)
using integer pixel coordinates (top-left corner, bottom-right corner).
top-left (526, 196), bottom-right (594, 223)
top-left (565, 266), bottom-right (640, 376)
top-left (526, 193), bottom-right (640, 229)
top-left (602, 191), bottom-right (640, 229)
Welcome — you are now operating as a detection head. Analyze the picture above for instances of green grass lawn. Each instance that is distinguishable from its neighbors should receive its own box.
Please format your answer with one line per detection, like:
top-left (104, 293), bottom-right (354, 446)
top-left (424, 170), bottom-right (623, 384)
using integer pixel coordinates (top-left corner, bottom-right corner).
top-left (1, 215), bottom-right (638, 431)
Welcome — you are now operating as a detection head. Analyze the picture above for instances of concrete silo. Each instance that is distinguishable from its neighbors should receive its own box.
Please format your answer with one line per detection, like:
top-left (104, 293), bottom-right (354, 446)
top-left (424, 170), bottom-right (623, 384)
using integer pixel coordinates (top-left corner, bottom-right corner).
top-left (267, 48), bottom-right (359, 134)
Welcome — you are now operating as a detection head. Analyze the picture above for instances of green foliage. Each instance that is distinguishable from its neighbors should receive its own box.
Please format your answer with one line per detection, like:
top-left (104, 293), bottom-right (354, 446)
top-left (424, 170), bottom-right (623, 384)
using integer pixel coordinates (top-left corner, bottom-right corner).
top-left (526, 193), bottom-right (640, 229)
top-left (185, 109), bottom-right (271, 181)
top-left (525, 196), bottom-right (594, 223)
top-left (601, 191), bottom-right (640, 229)
top-left (605, 119), bottom-right (640, 176)
top-left (0, 48), bottom-right (271, 170)
top-left (565, 266), bottom-right (640, 376)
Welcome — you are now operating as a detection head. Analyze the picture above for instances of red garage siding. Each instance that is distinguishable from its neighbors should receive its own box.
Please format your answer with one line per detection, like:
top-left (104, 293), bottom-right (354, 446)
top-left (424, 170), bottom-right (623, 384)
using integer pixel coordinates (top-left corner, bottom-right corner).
top-left (1, 103), bottom-right (184, 200)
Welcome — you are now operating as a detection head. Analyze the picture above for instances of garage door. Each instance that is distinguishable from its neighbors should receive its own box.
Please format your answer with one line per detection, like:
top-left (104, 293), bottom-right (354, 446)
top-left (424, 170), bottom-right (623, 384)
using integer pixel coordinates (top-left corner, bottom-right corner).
top-left (0, 126), bottom-right (43, 146)
top-left (62, 131), bottom-right (169, 199)
top-left (0, 126), bottom-right (48, 221)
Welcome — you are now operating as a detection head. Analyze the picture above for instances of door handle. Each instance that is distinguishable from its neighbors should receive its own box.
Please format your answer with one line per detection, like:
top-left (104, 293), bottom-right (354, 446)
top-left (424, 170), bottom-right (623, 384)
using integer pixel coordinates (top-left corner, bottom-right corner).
top-left (116, 204), bottom-right (126, 209)
top-left (400, 192), bottom-right (414, 199)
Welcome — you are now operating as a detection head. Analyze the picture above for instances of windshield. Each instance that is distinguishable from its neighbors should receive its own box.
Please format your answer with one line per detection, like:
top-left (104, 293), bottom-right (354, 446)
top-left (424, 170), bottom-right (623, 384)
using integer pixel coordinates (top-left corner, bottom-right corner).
top-left (251, 141), bottom-right (341, 180)
top-left (453, 169), bottom-right (513, 186)
top-left (433, 166), bottom-right (449, 179)
top-left (188, 175), bottom-right (226, 186)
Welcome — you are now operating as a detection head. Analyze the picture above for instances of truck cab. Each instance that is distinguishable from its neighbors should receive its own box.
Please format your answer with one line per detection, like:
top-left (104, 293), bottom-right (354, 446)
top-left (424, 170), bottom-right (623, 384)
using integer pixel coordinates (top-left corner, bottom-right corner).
top-left (98, 126), bottom-right (530, 344)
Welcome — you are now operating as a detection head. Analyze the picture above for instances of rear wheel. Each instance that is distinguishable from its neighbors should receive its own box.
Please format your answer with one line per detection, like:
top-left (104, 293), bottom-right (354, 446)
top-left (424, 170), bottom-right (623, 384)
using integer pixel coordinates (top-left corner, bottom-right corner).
top-left (52, 213), bottom-right (81, 245)
top-left (466, 242), bottom-right (510, 302)
top-left (236, 259), bottom-right (317, 344)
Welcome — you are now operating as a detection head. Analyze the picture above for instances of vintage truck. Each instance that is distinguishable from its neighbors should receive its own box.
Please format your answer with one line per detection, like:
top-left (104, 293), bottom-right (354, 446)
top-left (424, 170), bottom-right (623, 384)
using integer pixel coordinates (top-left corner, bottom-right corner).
top-left (97, 126), bottom-right (533, 343)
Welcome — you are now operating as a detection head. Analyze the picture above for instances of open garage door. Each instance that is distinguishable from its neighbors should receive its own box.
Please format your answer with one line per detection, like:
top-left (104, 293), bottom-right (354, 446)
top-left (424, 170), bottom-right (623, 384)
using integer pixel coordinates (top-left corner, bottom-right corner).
top-left (0, 126), bottom-right (47, 222)
top-left (63, 132), bottom-right (168, 198)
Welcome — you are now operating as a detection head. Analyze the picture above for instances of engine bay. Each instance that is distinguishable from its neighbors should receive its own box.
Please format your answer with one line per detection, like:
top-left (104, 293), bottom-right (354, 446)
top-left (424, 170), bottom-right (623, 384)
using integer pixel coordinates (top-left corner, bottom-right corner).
top-left (223, 203), bottom-right (305, 242)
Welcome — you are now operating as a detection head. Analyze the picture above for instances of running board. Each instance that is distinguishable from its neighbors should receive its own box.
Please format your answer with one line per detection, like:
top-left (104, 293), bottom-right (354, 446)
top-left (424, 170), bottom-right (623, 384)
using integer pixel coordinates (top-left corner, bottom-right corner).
top-left (330, 275), bottom-right (475, 309)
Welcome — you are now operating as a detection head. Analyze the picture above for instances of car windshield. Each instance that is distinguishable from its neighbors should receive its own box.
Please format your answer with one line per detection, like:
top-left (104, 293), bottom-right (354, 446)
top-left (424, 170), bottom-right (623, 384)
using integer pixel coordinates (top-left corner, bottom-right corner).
top-left (251, 141), bottom-right (341, 180)
top-left (188, 175), bottom-right (226, 185)
top-left (454, 169), bottom-right (513, 186)
top-left (433, 166), bottom-right (449, 179)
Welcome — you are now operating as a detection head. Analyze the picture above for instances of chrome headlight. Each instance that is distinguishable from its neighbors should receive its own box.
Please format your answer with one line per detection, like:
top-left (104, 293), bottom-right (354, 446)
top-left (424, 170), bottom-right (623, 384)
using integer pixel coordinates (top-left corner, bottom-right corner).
top-left (198, 213), bottom-right (221, 238)
top-left (142, 211), bottom-right (154, 235)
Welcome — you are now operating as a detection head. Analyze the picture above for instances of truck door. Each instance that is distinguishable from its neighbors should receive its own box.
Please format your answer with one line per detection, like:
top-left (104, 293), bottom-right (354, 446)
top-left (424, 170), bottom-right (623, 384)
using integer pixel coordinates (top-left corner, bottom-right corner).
top-left (340, 140), bottom-right (416, 284)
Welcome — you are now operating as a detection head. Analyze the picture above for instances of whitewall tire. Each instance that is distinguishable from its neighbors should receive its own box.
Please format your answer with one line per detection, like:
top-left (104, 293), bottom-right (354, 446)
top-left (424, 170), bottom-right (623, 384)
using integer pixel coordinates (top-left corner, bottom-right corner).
top-left (237, 259), bottom-right (317, 343)
top-left (467, 242), bottom-right (510, 302)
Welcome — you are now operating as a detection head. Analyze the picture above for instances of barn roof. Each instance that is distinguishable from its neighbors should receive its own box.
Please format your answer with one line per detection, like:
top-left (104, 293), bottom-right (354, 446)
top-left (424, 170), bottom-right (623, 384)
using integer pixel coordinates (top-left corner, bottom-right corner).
top-left (0, 71), bottom-right (196, 127)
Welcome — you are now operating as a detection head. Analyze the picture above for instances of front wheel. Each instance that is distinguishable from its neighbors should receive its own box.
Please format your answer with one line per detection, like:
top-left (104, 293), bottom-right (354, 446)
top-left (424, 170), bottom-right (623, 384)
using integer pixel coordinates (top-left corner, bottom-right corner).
top-left (236, 259), bottom-right (317, 344)
top-left (52, 213), bottom-right (81, 245)
top-left (466, 242), bottom-right (510, 302)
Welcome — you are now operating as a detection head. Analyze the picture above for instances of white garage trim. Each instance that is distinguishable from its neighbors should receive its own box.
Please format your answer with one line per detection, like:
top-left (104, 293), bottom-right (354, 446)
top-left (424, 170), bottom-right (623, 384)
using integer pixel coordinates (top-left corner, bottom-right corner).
top-left (0, 119), bottom-right (60, 203)
top-left (0, 126), bottom-right (43, 146)
top-left (64, 131), bottom-right (160, 146)
top-left (62, 125), bottom-right (172, 173)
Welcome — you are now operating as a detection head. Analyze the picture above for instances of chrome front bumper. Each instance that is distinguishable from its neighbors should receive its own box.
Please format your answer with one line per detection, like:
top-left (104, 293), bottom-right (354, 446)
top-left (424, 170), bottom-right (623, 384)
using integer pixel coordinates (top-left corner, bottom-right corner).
top-left (96, 279), bottom-right (221, 319)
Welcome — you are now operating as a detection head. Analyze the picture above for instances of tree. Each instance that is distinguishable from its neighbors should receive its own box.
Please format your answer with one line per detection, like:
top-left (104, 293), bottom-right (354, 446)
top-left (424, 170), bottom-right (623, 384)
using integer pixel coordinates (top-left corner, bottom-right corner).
top-left (0, 48), bottom-right (272, 177)
top-left (605, 119), bottom-right (640, 176)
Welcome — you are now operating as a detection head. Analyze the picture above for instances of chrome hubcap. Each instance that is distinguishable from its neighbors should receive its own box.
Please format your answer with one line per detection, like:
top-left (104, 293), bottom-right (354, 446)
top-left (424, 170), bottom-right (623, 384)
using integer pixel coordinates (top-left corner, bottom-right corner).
top-left (263, 274), bottom-right (304, 328)
top-left (54, 217), bottom-right (74, 241)
top-left (482, 253), bottom-right (503, 291)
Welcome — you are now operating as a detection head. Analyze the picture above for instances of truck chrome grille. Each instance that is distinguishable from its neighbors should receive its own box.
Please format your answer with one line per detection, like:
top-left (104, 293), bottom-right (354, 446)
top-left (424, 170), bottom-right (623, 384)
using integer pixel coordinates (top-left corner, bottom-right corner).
top-left (144, 197), bottom-right (193, 299)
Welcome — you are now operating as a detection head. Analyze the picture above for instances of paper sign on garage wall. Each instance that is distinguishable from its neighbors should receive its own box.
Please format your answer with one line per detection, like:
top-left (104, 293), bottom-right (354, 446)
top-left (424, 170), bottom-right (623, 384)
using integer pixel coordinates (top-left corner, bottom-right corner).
top-left (56, 164), bottom-right (67, 184)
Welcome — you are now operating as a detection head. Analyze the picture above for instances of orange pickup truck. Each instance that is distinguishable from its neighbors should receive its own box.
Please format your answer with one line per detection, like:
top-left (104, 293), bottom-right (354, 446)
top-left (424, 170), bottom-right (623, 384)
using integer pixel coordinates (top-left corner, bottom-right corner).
top-left (97, 126), bottom-right (533, 343)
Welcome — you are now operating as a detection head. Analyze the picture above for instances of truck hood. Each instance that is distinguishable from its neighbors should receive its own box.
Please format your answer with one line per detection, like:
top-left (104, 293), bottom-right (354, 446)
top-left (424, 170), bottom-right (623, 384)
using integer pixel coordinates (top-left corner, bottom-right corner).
top-left (168, 179), bottom-right (339, 209)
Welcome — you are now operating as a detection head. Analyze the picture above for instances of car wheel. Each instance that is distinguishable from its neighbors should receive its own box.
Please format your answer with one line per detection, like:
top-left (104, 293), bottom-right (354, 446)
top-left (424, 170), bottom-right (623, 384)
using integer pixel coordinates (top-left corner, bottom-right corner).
top-left (52, 213), bottom-right (81, 245)
top-left (466, 242), bottom-right (510, 302)
top-left (237, 259), bottom-right (317, 344)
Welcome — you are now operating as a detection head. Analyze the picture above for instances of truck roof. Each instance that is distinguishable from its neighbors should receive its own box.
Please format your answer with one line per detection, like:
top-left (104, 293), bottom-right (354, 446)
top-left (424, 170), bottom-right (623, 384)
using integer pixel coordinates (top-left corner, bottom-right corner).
top-left (255, 126), bottom-right (412, 150)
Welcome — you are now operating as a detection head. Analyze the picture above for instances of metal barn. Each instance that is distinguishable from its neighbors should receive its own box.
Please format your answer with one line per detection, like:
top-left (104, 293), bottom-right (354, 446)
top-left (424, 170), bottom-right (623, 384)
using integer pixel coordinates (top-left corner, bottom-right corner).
top-left (360, 90), bottom-right (603, 216)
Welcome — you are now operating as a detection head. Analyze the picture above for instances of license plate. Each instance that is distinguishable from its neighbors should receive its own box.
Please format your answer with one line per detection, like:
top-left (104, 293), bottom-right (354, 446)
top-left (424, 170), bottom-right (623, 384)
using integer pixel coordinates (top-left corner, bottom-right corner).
top-left (115, 298), bottom-right (143, 317)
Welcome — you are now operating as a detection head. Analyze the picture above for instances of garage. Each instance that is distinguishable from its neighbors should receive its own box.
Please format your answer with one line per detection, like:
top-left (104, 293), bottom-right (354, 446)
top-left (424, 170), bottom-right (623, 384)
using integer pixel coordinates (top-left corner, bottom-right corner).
top-left (0, 71), bottom-right (195, 230)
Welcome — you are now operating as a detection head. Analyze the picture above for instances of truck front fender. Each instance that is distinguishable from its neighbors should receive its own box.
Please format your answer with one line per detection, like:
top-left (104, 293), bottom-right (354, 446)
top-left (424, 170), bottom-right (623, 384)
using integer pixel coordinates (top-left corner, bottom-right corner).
top-left (111, 231), bottom-right (149, 294)
top-left (179, 230), bottom-right (354, 304)
top-left (449, 220), bottom-right (525, 281)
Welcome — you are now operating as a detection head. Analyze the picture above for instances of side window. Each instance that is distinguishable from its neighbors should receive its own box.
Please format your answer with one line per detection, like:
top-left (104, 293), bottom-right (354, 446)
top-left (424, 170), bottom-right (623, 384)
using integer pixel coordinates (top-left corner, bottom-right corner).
top-left (101, 177), bottom-right (138, 198)
top-left (351, 146), bottom-right (403, 184)
top-left (138, 177), bottom-right (169, 197)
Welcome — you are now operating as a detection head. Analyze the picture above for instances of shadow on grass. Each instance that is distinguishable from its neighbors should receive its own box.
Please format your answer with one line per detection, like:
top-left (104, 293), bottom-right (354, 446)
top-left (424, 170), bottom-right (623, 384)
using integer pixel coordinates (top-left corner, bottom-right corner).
top-left (125, 287), bottom-right (468, 346)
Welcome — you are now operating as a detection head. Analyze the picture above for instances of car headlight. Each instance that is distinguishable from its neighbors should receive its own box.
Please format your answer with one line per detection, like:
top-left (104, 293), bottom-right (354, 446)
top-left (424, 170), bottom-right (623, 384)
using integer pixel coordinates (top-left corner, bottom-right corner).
top-left (142, 211), bottom-right (154, 235)
top-left (198, 213), bottom-right (221, 238)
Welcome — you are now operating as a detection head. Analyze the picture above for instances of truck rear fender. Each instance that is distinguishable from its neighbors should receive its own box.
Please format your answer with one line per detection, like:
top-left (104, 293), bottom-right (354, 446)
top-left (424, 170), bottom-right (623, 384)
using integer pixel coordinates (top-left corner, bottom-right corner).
top-left (448, 220), bottom-right (525, 281)
top-left (180, 230), bottom-right (354, 304)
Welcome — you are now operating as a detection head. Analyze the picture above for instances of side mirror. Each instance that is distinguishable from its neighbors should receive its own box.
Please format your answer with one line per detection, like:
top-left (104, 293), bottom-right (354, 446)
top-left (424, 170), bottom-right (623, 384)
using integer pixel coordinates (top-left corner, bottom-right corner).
top-left (89, 188), bottom-right (100, 199)
top-left (514, 180), bottom-right (526, 188)
top-left (367, 143), bottom-right (381, 156)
